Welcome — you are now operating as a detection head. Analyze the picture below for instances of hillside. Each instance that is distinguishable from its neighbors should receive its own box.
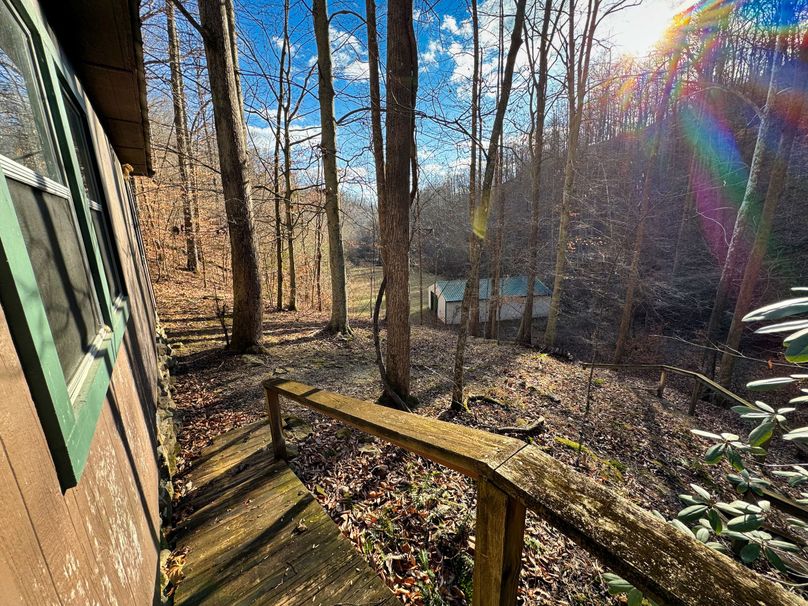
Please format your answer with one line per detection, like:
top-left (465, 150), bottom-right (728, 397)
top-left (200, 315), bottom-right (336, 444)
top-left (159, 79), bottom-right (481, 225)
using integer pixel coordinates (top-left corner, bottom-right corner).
top-left (159, 270), bottom-right (806, 605)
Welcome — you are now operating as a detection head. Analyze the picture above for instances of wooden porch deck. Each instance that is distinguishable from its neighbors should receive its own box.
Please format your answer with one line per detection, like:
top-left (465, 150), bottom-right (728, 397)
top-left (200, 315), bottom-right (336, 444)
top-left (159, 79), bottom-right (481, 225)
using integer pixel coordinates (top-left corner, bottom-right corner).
top-left (173, 421), bottom-right (397, 606)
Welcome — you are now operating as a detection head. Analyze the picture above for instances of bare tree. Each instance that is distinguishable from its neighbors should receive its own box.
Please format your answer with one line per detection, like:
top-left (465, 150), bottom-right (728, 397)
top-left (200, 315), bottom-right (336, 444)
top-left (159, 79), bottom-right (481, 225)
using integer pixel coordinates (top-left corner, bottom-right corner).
top-left (379, 0), bottom-right (418, 401)
top-left (517, 0), bottom-right (561, 345)
top-left (312, 0), bottom-right (351, 334)
top-left (544, 0), bottom-right (625, 346)
top-left (198, 0), bottom-right (264, 351)
top-left (613, 44), bottom-right (684, 362)
top-left (166, 0), bottom-right (199, 272)
top-left (699, 29), bottom-right (785, 379)
top-left (717, 27), bottom-right (808, 383)
top-left (451, 0), bottom-right (528, 408)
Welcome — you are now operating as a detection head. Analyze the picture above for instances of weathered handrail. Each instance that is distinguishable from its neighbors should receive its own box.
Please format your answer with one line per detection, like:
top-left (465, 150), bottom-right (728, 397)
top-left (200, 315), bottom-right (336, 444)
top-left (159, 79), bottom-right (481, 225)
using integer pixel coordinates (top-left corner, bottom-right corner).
top-left (583, 362), bottom-right (752, 415)
top-left (263, 378), bottom-right (805, 606)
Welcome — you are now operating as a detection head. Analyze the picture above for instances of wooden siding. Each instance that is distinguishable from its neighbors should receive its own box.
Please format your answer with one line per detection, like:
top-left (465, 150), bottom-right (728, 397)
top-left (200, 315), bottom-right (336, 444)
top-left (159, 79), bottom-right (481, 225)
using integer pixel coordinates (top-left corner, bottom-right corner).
top-left (0, 1), bottom-right (159, 602)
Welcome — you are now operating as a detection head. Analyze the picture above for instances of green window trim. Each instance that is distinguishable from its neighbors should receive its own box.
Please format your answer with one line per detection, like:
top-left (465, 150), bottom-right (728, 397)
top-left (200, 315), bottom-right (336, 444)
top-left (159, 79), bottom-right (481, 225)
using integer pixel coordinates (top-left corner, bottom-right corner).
top-left (0, 0), bottom-right (131, 489)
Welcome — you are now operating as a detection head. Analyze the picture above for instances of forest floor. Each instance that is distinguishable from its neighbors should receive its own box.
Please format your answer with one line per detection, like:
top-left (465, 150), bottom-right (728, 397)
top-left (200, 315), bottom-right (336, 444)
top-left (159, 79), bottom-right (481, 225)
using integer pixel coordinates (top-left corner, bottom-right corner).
top-left (159, 268), bottom-right (806, 605)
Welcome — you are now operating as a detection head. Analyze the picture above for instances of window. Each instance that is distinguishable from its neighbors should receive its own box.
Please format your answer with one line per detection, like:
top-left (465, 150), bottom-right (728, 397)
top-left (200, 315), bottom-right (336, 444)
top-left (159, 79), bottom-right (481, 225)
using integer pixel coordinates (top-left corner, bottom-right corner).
top-left (63, 92), bottom-right (124, 305)
top-left (0, 0), bottom-right (129, 488)
top-left (0, 3), bottom-right (60, 181)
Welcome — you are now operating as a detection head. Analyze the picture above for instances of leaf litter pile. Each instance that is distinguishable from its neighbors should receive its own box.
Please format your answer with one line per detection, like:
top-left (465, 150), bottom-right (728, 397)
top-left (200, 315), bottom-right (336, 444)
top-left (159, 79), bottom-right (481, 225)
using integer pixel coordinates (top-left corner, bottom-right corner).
top-left (158, 278), bottom-right (808, 605)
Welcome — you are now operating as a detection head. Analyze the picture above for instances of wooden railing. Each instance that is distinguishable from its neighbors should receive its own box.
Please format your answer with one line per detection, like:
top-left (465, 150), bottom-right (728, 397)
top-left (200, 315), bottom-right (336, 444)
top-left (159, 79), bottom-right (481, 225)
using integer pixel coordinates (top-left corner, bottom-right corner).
top-left (263, 378), bottom-right (805, 606)
top-left (583, 362), bottom-right (752, 415)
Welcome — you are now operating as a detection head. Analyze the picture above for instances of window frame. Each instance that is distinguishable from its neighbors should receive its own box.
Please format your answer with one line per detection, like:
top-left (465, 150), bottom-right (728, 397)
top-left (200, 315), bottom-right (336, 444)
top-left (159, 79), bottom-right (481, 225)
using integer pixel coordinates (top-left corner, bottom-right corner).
top-left (60, 82), bottom-right (127, 312)
top-left (0, 0), bottom-right (130, 489)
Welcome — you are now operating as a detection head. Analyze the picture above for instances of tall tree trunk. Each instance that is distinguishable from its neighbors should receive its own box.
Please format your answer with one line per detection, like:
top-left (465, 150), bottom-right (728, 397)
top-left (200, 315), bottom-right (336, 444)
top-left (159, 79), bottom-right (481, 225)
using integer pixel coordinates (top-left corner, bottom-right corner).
top-left (379, 0), bottom-right (417, 400)
top-left (485, 3), bottom-right (506, 341)
top-left (451, 0), bottom-right (527, 407)
top-left (315, 206), bottom-right (323, 312)
top-left (544, 0), bottom-right (599, 347)
top-left (466, 7), bottom-right (482, 338)
top-left (517, 0), bottom-right (556, 345)
top-left (166, 0), bottom-right (198, 272)
top-left (366, 0), bottom-right (385, 208)
top-left (613, 48), bottom-right (682, 363)
top-left (485, 157), bottom-right (504, 340)
top-left (272, 0), bottom-right (288, 311)
top-left (671, 149), bottom-right (699, 277)
top-left (718, 29), bottom-right (808, 384)
top-left (312, 0), bottom-right (351, 334)
top-left (699, 33), bottom-right (784, 377)
top-left (282, 19), bottom-right (297, 311)
top-left (198, 0), bottom-right (263, 352)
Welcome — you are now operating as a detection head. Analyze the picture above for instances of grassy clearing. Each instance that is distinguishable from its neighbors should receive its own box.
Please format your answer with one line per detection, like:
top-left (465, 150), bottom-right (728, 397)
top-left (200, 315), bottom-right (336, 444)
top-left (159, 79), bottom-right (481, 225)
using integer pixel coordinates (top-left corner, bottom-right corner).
top-left (346, 264), bottom-right (442, 321)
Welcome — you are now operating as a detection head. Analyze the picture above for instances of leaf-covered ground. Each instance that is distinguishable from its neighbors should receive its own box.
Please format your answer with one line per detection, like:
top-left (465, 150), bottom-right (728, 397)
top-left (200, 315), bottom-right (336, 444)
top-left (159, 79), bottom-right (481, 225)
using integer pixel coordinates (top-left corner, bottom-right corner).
top-left (159, 273), bottom-right (806, 605)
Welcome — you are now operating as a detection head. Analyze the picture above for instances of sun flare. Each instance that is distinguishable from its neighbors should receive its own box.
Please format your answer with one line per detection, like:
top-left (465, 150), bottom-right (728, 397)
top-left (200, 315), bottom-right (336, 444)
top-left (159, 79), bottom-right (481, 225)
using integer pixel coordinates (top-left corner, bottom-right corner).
top-left (607, 0), bottom-right (686, 57)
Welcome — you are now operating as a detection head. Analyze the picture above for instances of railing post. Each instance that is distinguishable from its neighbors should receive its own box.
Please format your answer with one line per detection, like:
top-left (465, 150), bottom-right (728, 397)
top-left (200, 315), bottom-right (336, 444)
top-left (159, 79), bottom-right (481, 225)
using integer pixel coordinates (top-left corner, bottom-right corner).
top-left (656, 369), bottom-right (667, 399)
top-left (472, 478), bottom-right (526, 606)
top-left (688, 381), bottom-right (700, 416)
top-left (264, 387), bottom-right (288, 460)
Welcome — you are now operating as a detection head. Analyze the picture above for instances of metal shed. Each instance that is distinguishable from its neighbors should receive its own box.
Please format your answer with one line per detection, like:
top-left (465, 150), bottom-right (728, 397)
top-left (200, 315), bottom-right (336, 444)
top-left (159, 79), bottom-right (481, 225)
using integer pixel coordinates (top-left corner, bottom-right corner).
top-left (428, 276), bottom-right (552, 325)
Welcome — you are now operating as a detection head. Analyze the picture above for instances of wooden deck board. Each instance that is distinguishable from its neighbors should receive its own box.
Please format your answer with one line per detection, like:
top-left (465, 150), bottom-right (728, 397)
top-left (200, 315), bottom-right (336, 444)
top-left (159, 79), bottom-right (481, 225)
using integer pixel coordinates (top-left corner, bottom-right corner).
top-left (174, 421), bottom-right (396, 606)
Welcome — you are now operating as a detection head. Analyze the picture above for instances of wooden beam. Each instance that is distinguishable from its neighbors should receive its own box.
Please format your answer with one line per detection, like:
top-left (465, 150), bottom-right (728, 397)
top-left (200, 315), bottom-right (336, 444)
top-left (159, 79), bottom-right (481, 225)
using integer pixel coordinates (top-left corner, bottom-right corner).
top-left (472, 478), bottom-right (525, 606)
top-left (494, 445), bottom-right (805, 606)
top-left (263, 379), bottom-right (524, 479)
top-left (263, 377), bottom-right (808, 606)
top-left (264, 389), bottom-right (287, 460)
top-left (657, 369), bottom-right (667, 398)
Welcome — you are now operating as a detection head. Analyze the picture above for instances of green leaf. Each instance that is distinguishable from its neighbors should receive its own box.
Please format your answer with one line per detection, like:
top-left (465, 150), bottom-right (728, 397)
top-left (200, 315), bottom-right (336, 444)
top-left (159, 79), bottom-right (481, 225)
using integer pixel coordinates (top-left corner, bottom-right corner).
top-left (670, 518), bottom-right (693, 535)
top-left (740, 542), bottom-right (761, 563)
top-left (790, 396), bottom-right (808, 404)
top-left (678, 504), bottom-right (708, 523)
top-left (706, 541), bottom-right (729, 554)
top-left (784, 427), bottom-right (808, 444)
top-left (627, 588), bottom-right (643, 606)
top-left (692, 429), bottom-right (722, 441)
top-left (768, 539), bottom-right (800, 552)
top-left (726, 446), bottom-right (744, 471)
top-left (785, 328), bottom-right (808, 363)
top-left (704, 443), bottom-right (725, 464)
top-left (695, 526), bottom-right (711, 542)
top-left (743, 297), bottom-right (808, 322)
top-left (755, 401), bottom-right (775, 413)
top-left (721, 530), bottom-right (749, 542)
top-left (754, 319), bottom-right (808, 334)
top-left (603, 573), bottom-right (633, 595)
top-left (716, 502), bottom-right (745, 517)
top-left (746, 377), bottom-right (795, 391)
top-left (765, 547), bottom-right (789, 573)
top-left (728, 514), bottom-right (764, 532)
top-left (690, 484), bottom-right (711, 500)
top-left (732, 405), bottom-right (762, 415)
top-left (707, 509), bottom-right (723, 533)
top-left (748, 421), bottom-right (774, 447)
top-left (679, 494), bottom-right (701, 506)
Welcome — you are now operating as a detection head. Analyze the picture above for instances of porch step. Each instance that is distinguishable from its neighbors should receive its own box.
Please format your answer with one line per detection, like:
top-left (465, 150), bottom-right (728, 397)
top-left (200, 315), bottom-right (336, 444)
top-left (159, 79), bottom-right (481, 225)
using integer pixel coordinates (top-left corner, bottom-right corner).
top-left (173, 421), bottom-right (397, 605)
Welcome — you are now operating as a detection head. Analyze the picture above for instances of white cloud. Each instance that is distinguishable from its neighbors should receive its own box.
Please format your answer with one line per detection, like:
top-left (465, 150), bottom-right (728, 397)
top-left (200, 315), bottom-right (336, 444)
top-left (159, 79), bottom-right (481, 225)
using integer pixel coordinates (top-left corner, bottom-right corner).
top-left (441, 15), bottom-right (471, 37)
top-left (330, 26), bottom-right (369, 82)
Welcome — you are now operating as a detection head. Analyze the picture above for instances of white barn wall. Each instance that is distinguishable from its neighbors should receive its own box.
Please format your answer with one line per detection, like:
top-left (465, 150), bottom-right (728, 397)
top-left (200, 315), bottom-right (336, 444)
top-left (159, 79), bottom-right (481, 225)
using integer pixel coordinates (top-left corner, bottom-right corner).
top-left (437, 296), bottom-right (551, 325)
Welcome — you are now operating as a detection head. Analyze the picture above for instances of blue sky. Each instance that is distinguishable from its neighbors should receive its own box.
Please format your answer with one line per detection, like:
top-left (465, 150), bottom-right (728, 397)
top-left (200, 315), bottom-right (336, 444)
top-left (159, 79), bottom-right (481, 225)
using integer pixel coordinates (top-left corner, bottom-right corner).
top-left (232, 0), bottom-right (682, 198)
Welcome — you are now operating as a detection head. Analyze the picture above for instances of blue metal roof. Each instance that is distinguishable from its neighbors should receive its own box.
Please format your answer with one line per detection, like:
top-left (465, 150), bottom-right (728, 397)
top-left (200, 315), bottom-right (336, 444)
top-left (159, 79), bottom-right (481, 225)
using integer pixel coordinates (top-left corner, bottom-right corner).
top-left (434, 276), bottom-right (551, 303)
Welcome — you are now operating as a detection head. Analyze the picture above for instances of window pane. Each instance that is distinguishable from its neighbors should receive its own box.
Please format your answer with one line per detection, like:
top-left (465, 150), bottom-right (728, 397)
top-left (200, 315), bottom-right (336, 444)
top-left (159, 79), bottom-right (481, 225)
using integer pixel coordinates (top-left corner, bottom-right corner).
top-left (63, 95), bottom-right (124, 300)
top-left (63, 95), bottom-right (101, 203)
top-left (0, 2), bottom-right (61, 181)
top-left (91, 209), bottom-right (123, 300)
top-left (7, 178), bottom-right (102, 382)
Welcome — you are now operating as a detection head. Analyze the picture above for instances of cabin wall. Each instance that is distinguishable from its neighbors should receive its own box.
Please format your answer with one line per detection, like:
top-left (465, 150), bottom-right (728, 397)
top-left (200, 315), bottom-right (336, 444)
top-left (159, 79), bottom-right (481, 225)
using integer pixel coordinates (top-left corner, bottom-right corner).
top-left (0, 3), bottom-right (159, 603)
